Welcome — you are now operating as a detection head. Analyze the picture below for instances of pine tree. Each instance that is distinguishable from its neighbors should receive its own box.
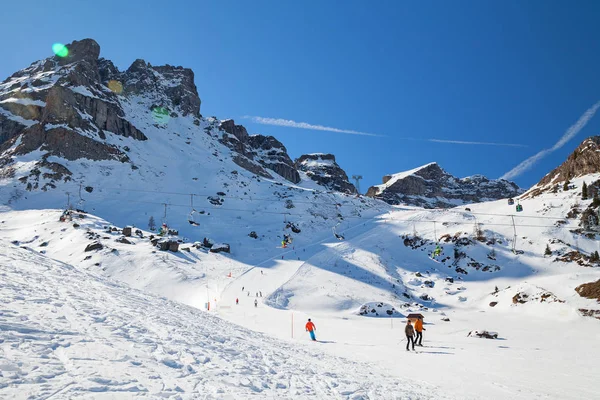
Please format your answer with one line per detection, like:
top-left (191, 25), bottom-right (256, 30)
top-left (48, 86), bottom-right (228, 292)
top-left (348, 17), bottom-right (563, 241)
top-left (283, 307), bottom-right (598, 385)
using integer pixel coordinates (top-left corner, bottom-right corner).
top-left (148, 216), bottom-right (156, 231)
top-left (595, 251), bottom-right (600, 262)
top-left (544, 244), bottom-right (552, 257)
top-left (593, 194), bottom-right (600, 208)
top-left (582, 181), bottom-right (588, 200)
top-left (563, 180), bottom-right (570, 191)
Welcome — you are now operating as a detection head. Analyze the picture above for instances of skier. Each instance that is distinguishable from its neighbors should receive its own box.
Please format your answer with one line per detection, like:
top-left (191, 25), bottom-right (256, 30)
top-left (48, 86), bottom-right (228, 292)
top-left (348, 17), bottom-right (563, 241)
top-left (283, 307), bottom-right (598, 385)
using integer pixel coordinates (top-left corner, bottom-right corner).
top-left (405, 320), bottom-right (415, 351)
top-left (254, 299), bottom-right (258, 308)
top-left (256, 292), bottom-right (258, 297)
top-left (281, 240), bottom-right (287, 248)
top-left (236, 298), bottom-right (239, 305)
top-left (261, 270), bottom-right (263, 275)
top-left (415, 316), bottom-right (425, 346)
top-left (259, 291), bottom-right (262, 297)
top-left (247, 291), bottom-right (250, 296)
top-left (242, 286), bottom-right (244, 292)
top-left (158, 223), bottom-right (168, 236)
top-left (305, 318), bottom-right (317, 341)
top-left (433, 245), bottom-right (442, 258)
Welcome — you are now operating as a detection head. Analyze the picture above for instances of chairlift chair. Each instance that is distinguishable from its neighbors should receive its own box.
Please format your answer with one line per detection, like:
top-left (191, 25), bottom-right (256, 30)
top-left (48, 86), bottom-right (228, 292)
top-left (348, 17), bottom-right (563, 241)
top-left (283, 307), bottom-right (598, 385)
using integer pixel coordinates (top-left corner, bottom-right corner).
top-left (508, 198), bottom-right (515, 205)
top-left (516, 203), bottom-right (523, 212)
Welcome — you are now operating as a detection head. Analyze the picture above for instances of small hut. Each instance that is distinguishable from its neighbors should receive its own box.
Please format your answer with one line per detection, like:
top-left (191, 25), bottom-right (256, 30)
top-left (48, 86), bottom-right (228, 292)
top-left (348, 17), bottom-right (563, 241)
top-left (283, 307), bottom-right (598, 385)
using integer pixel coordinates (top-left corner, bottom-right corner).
top-left (407, 313), bottom-right (424, 323)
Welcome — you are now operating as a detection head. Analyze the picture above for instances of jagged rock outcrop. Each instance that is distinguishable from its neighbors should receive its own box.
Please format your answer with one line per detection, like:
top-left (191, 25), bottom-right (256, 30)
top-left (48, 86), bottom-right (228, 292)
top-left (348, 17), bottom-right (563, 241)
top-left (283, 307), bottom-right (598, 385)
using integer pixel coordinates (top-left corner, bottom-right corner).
top-left (366, 162), bottom-right (521, 208)
top-left (295, 153), bottom-right (356, 194)
top-left (0, 38), bottom-right (204, 185)
top-left (526, 136), bottom-right (600, 197)
top-left (218, 119), bottom-right (300, 184)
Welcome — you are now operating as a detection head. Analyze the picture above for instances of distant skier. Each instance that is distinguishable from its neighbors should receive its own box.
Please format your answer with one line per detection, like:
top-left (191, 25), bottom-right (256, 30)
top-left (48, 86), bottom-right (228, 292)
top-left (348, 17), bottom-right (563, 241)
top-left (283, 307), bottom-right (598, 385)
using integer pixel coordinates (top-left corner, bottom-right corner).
top-left (256, 292), bottom-right (258, 297)
top-left (259, 291), bottom-right (262, 297)
top-left (236, 298), bottom-right (239, 305)
top-left (305, 318), bottom-right (317, 341)
top-left (242, 286), bottom-right (244, 292)
top-left (433, 245), bottom-right (442, 258)
top-left (254, 299), bottom-right (258, 308)
top-left (415, 316), bottom-right (426, 346)
top-left (261, 270), bottom-right (263, 275)
top-left (405, 320), bottom-right (415, 351)
top-left (247, 291), bottom-right (250, 296)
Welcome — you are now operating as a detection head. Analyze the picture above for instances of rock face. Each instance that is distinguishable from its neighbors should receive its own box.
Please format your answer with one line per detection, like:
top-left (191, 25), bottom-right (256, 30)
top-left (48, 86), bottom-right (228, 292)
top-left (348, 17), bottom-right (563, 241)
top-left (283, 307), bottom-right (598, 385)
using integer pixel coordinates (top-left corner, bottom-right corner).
top-left (295, 154), bottom-right (356, 194)
top-left (526, 136), bottom-right (600, 197)
top-left (0, 38), bottom-right (353, 193)
top-left (366, 162), bottom-right (521, 208)
top-left (0, 38), bottom-right (203, 186)
top-left (218, 119), bottom-right (300, 184)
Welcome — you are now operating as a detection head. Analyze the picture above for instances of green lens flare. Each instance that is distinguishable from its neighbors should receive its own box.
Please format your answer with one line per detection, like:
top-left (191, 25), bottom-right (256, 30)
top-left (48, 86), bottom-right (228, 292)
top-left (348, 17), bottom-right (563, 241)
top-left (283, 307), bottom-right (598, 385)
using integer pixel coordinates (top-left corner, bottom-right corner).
top-left (152, 106), bottom-right (170, 125)
top-left (52, 43), bottom-right (69, 58)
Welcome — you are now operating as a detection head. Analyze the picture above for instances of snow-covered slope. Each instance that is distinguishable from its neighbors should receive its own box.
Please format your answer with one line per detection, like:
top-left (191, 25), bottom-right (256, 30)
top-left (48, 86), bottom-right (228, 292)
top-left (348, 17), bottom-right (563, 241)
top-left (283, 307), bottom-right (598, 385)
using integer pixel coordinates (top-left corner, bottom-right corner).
top-left (0, 241), bottom-right (436, 399)
top-left (1, 38), bottom-right (600, 400)
top-left (366, 162), bottom-right (522, 208)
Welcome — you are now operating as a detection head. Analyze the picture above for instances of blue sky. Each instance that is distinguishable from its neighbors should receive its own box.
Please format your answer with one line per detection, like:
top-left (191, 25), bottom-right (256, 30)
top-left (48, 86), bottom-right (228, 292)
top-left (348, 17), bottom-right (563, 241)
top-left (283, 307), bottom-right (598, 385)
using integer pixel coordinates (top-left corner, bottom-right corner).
top-left (2, 0), bottom-right (600, 191)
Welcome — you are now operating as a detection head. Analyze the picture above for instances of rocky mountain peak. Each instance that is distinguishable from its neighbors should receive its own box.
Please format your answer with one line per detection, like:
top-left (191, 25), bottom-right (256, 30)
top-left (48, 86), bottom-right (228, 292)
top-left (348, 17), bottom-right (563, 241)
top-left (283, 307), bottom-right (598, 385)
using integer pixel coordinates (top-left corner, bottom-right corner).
top-left (528, 136), bottom-right (600, 196)
top-left (56, 39), bottom-right (101, 66)
top-left (367, 163), bottom-right (521, 208)
top-left (294, 153), bottom-right (357, 194)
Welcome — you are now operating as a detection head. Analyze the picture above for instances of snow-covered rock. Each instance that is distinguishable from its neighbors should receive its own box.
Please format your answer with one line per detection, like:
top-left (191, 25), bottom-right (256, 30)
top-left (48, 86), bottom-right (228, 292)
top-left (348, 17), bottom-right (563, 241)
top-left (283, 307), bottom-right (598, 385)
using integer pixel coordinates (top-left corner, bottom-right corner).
top-left (365, 162), bottom-right (522, 208)
top-left (294, 153), bottom-right (356, 194)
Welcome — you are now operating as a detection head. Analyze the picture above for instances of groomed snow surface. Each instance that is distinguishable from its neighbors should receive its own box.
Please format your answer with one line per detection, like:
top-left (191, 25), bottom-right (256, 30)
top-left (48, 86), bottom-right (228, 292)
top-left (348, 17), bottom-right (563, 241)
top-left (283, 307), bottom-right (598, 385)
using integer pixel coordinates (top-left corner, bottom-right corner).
top-left (0, 243), bottom-right (435, 399)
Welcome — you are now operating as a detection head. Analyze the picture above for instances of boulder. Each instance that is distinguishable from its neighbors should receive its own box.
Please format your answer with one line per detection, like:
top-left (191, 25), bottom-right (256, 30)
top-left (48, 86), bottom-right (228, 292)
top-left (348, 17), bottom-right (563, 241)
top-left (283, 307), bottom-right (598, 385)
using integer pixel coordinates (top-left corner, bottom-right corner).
top-left (85, 241), bottom-right (103, 252)
top-left (122, 226), bottom-right (132, 237)
top-left (210, 243), bottom-right (230, 253)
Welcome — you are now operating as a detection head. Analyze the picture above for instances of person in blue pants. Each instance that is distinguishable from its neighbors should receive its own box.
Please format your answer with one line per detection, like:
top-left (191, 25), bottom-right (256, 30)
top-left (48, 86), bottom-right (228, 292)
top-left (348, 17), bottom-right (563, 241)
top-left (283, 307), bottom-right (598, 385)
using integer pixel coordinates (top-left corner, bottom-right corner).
top-left (306, 319), bottom-right (317, 341)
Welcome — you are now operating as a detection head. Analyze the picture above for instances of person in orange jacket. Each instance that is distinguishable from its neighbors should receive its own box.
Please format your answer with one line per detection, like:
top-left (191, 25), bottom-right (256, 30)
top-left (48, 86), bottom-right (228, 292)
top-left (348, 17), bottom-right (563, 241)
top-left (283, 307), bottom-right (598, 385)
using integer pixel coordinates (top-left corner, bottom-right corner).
top-left (305, 318), bottom-right (317, 341)
top-left (415, 316), bottom-right (426, 346)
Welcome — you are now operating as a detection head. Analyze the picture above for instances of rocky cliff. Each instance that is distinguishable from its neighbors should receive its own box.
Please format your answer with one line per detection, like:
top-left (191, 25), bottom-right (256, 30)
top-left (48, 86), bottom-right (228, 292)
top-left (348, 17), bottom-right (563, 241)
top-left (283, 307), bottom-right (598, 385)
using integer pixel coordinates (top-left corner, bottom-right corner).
top-left (294, 153), bottom-right (356, 194)
top-left (0, 39), bottom-right (309, 187)
top-left (366, 162), bottom-right (521, 208)
top-left (525, 136), bottom-right (600, 197)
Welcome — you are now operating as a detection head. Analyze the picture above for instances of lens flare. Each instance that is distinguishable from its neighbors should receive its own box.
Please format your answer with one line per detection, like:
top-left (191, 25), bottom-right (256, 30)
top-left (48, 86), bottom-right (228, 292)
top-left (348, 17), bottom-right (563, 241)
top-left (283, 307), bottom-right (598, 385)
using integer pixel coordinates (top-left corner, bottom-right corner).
top-left (52, 43), bottom-right (69, 58)
top-left (152, 106), bottom-right (170, 124)
top-left (108, 80), bottom-right (123, 94)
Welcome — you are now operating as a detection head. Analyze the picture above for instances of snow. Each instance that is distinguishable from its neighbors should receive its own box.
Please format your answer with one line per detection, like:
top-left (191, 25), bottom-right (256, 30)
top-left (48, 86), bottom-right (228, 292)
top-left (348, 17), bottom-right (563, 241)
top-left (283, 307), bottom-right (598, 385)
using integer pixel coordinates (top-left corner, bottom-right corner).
top-left (0, 107), bottom-right (37, 127)
top-left (0, 242), bottom-right (426, 399)
top-left (372, 162), bottom-right (437, 193)
top-left (1, 51), bottom-right (600, 399)
top-left (0, 97), bottom-right (45, 107)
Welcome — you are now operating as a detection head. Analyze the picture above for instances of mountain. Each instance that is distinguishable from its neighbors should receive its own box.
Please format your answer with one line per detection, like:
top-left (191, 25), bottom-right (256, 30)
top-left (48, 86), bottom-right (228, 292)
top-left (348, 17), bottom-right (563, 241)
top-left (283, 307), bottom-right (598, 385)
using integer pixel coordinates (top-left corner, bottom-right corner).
top-left (526, 136), bottom-right (600, 198)
top-left (0, 38), bottom-right (379, 247)
top-left (294, 153), bottom-right (357, 194)
top-left (365, 162), bottom-right (522, 208)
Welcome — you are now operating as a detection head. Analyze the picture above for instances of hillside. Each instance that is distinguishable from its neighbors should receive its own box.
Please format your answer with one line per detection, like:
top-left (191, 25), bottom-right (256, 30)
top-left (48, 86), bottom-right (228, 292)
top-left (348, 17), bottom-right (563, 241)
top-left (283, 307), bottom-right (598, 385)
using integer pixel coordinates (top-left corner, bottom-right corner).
top-left (0, 241), bottom-right (429, 399)
top-left (0, 38), bottom-right (386, 257)
top-left (1, 39), bottom-right (600, 400)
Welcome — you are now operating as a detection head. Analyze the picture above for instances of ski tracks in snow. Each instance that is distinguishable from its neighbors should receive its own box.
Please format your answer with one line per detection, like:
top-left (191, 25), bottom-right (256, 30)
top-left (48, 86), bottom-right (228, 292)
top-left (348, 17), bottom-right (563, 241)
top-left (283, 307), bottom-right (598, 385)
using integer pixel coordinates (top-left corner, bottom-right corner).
top-left (0, 243), bottom-right (442, 399)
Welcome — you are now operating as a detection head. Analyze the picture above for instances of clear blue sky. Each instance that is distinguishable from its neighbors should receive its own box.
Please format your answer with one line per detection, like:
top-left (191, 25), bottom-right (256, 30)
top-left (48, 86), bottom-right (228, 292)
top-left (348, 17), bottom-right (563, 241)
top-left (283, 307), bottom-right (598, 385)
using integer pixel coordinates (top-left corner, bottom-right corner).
top-left (2, 0), bottom-right (600, 190)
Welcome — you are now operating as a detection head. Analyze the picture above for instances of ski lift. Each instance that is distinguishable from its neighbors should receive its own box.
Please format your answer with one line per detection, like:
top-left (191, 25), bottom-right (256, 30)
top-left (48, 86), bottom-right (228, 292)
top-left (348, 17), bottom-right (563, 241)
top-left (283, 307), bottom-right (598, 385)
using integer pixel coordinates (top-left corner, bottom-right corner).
top-left (188, 195), bottom-right (200, 226)
top-left (516, 202), bottom-right (523, 212)
top-left (508, 198), bottom-right (515, 205)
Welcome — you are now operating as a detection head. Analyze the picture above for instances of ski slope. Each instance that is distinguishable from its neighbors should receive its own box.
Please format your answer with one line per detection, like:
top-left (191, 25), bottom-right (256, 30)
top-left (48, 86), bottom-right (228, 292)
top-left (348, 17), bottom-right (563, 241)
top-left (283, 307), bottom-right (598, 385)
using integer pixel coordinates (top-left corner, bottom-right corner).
top-left (0, 241), bottom-right (447, 399)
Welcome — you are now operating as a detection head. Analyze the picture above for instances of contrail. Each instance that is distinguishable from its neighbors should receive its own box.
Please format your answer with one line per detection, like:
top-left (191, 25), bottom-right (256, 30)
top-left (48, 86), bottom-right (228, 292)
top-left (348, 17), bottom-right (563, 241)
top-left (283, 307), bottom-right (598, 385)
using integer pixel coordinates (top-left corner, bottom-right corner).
top-left (501, 101), bottom-right (600, 180)
top-left (244, 115), bottom-right (528, 146)
top-left (243, 116), bottom-right (383, 137)
top-left (427, 139), bottom-right (527, 148)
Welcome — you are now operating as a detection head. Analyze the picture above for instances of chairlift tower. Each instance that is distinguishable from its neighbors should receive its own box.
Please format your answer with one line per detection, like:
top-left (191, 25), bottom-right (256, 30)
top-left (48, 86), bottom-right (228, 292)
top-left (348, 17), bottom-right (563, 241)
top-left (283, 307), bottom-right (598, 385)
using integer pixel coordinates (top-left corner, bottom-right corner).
top-left (352, 175), bottom-right (363, 194)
